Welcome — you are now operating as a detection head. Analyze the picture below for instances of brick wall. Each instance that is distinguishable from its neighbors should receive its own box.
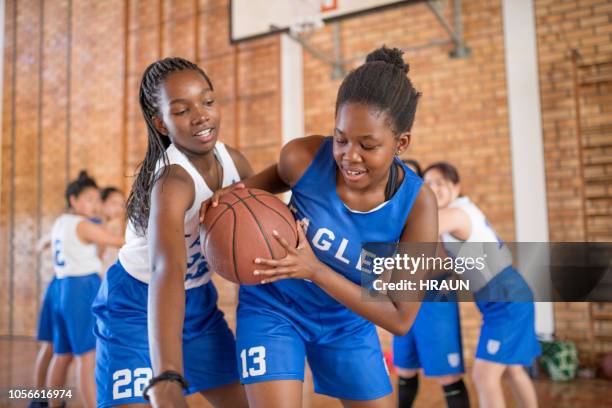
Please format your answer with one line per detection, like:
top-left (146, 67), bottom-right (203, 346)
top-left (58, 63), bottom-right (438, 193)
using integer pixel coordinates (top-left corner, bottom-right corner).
top-left (534, 0), bottom-right (612, 362)
top-left (0, 0), bottom-right (281, 336)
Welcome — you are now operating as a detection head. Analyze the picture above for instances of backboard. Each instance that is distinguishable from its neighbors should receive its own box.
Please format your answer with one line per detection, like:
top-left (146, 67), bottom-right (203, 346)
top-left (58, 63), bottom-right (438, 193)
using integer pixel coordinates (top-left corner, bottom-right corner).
top-left (230, 0), bottom-right (420, 43)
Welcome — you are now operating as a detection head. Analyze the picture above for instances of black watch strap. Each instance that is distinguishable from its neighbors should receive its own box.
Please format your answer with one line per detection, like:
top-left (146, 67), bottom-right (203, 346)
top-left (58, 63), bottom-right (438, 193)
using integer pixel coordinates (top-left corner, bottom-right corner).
top-left (142, 370), bottom-right (190, 401)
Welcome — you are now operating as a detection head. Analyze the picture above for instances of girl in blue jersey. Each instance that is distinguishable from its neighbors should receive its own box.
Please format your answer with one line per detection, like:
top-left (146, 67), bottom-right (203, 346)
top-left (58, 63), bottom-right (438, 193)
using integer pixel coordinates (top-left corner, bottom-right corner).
top-left (392, 159), bottom-right (470, 408)
top-left (93, 58), bottom-right (251, 408)
top-left (45, 171), bottom-right (124, 408)
top-left (424, 162), bottom-right (540, 408)
top-left (205, 46), bottom-right (438, 407)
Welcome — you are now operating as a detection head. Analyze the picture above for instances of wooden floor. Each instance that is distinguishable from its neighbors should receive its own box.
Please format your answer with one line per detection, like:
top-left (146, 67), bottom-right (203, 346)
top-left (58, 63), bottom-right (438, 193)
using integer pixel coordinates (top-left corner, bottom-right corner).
top-left (1, 338), bottom-right (611, 407)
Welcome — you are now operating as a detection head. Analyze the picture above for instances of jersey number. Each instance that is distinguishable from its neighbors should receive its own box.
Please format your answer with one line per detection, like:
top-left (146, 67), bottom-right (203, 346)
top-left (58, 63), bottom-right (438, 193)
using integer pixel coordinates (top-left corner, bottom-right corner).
top-left (240, 346), bottom-right (267, 378)
top-left (53, 240), bottom-right (65, 267)
top-left (112, 368), bottom-right (153, 400)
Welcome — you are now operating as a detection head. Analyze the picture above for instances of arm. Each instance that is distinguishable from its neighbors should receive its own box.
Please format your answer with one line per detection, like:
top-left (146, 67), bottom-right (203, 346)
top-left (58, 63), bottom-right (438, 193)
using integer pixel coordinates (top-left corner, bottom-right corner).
top-left (234, 135), bottom-right (325, 193)
top-left (438, 207), bottom-right (471, 241)
top-left (256, 185), bottom-right (439, 336)
top-left (200, 136), bottom-right (324, 220)
top-left (146, 165), bottom-right (194, 407)
top-left (233, 136), bottom-right (324, 194)
top-left (36, 233), bottom-right (52, 253)
top-left (76, 221), bottom-right (124, 248)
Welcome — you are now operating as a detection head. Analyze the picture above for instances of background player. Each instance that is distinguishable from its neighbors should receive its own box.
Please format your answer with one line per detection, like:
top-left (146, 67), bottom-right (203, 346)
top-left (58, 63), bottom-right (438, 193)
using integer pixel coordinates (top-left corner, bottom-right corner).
top-left (46, 171), bottom-right (124, 408)
top-left (424, 162), bottom-right (540, 408)
top-left (29, 276), bottom-right (64, 408)
top-left (392, 159), bottom-right (469, 408)
top-left (30, 187), bottom-right (109, 408)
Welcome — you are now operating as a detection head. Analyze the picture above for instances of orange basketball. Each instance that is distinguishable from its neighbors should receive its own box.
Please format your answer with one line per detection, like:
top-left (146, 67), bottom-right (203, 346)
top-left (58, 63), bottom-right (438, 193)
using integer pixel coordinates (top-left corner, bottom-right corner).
top-left (200, 188), bottom-right (298, 285)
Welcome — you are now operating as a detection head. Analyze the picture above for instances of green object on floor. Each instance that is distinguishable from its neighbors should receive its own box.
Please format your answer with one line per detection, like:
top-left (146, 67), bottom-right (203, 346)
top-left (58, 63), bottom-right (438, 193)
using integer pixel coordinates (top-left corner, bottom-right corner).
top-left (539, 340), bottom-right (578, 381)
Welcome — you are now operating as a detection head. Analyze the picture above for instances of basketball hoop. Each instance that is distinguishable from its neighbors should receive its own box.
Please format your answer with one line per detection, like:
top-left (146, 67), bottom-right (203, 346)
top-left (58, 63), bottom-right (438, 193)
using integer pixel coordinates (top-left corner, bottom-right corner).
top-left (289, 15), bottom-right (324, 38)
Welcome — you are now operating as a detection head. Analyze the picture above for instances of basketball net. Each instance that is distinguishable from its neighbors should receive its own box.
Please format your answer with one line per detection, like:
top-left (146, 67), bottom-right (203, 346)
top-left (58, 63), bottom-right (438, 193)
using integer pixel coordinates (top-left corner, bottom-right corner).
top-left (288, 0), bottom-right (327, 38)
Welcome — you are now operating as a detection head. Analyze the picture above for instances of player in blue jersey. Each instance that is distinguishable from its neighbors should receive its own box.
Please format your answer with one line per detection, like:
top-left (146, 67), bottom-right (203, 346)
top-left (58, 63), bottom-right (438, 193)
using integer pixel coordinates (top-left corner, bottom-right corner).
top-left (42, 171), bottom-right (124, 408)
top-left (424, 162), bottom-right (540, 408)
top-left (392, 159), bottom-right (469, 408)
top-left (93, 58), bottom-right (252, 408)
top-left (204, 46), bottom-right (438, 408)
top-left (29, 277), bottom-right (63, 408)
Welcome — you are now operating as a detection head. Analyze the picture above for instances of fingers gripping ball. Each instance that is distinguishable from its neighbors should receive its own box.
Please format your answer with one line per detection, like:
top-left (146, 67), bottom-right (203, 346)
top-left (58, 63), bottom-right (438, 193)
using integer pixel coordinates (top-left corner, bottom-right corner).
top-left (200, 188), bottom-right (298, 285)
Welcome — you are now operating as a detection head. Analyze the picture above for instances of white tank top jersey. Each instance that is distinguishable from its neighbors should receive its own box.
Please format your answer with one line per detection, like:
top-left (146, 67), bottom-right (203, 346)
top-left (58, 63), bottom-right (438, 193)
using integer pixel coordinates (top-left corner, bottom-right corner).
top-left (118, 142), bottom-right (241, 289)
top-left (51, 214), bottom-right (103, 278)
top-left (441, 196), bottom-right (513, 291)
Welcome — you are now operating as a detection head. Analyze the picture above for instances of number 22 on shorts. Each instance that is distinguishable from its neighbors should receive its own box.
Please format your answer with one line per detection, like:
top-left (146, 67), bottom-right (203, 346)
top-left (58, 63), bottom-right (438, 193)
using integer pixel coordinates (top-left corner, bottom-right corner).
top-left (240, 346), bottom-right (266, 378)
top-left (112, 368), bottom-right (153, 400)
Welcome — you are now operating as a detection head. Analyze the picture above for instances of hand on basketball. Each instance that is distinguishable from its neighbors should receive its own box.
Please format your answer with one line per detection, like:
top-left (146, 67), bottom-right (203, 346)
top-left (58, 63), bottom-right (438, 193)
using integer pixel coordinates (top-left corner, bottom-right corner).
top-left (253, 220), bottom-right (324, 284)
top-left (199, 182), bottom-right (245, 223)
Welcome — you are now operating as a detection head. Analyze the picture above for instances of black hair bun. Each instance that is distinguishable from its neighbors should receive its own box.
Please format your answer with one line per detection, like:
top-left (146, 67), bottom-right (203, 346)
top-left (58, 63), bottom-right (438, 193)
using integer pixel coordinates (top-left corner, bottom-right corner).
top-left (77, 170), bottom-right (90, 181)
top-left (366, 46), bottom-right (409, 74)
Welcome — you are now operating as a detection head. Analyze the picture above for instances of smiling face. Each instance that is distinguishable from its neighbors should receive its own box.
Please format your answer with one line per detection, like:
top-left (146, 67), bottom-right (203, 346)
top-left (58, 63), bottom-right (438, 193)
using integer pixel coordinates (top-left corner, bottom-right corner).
top-left (69, 187), bottom-right (101, 218)
top-left (153, 69), bottom-right (220, 156)
top-left (333, 103), bottom-right (409, 192)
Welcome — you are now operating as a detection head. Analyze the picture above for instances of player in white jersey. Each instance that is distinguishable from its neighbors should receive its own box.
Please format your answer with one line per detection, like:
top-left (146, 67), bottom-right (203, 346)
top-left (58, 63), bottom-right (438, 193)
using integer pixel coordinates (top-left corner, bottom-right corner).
top-left (43, 171), bottom-right (124, 408)
top-left (92, 57), bottom-right (252, 408)
top-left (424, 162), bottom-right (540, 408)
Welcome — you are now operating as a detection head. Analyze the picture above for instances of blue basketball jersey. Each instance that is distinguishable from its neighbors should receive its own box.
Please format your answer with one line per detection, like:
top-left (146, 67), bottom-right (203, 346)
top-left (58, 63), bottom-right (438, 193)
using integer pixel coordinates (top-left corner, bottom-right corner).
top-left (236, 137), bottom-right (423, 400)
top-left (240, 136), bottom-right (423, 314)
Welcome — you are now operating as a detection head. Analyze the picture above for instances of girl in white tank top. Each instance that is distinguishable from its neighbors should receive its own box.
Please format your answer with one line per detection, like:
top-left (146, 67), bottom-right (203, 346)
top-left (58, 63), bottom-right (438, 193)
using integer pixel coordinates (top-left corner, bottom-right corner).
top-left (93, 58), bottom-right (252, 408)
top-left (45, 171), bottom-right (124, 408)
top-left (424, 162), bottom-right (539, 408)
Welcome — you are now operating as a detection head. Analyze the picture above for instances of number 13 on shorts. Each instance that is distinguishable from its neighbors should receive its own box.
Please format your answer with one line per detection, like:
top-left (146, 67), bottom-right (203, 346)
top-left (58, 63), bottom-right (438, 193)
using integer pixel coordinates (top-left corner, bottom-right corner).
top-left (240, 346), bottom-right (267, 378)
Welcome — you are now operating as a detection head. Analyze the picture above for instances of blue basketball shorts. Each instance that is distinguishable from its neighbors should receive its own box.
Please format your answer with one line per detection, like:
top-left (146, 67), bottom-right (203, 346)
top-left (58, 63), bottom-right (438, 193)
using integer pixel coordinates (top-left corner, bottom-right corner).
top-left (51, 273), bottom-right (100, 355)
top-left (37, 277), bottom-right (59, 342)
top-left (236, 288), bottom-right (392, 401)
top-left (393, 301), bottom-right (465, 376)
top-left (475, 267), bottom-right (541, 365)
top-left (93, 261), bottom-right (239, 408)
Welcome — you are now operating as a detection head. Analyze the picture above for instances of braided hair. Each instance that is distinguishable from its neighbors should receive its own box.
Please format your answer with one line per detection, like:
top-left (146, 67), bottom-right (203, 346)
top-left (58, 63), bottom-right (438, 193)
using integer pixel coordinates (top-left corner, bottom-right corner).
top-left (335, 46), bottom-right (421, 136)
top-left (65, 170), bottom-right (98, 208)
top-left (126, 57), bottom-right (214, 234)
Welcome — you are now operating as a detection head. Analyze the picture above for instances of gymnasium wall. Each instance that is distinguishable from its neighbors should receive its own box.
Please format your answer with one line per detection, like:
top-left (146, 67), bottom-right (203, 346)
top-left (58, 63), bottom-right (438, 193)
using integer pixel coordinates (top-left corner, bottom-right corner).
top-left (1, 0), bottom-right (610, 364)
top-left (534, 0), bottom-right (612, 359)
top-left (0, 0), bottom-right (282, 337)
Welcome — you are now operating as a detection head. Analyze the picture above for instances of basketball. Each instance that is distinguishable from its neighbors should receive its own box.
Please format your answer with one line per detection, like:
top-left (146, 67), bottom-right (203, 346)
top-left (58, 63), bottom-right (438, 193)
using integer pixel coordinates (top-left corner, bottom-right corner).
top-left (200, 188), bottom-right (298, 285)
